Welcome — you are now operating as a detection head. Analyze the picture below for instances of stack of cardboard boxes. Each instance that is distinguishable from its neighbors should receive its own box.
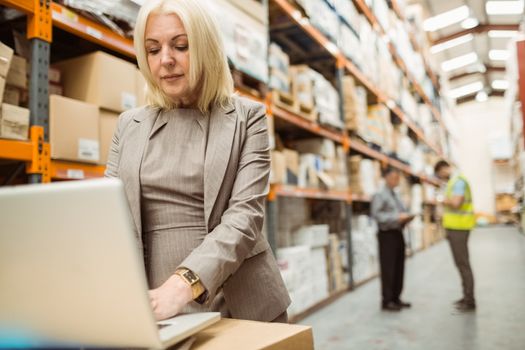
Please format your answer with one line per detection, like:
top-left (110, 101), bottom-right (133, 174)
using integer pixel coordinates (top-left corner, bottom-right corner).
top-left (348, 156), bottom-right (382, 197)
top-left (50, 51), bottom-right (146, 165)
top-left (0, 41), bottom-right (29, 141)
top-left (271, 138), bottom-right (348, 191)
top-left (327, 233), bottom-right (348, 293)
top-left (342, 76), bottom-right (367, 133)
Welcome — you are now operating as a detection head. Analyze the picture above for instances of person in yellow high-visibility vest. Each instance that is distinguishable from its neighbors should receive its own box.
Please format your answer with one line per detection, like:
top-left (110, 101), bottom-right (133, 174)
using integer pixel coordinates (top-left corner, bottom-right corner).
top-left (435, 160), bottom-right (476, 311)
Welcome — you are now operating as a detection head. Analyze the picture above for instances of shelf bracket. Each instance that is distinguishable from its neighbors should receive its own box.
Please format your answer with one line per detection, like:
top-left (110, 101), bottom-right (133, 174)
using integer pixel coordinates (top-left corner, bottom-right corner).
top-left (27, 0), bottom-right (52, 42)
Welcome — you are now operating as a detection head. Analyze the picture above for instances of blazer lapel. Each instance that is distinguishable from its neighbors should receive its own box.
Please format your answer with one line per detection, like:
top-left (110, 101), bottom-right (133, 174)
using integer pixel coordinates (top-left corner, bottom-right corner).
top-left (204, 101), bottom-right (237, 229)
top-left (122, 107), bottom-right (161, 237)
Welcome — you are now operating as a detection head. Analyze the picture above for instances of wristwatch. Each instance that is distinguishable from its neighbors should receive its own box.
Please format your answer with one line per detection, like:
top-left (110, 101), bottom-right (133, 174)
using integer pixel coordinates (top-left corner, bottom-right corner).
top-left (175, 268), bottom-right (208, 304)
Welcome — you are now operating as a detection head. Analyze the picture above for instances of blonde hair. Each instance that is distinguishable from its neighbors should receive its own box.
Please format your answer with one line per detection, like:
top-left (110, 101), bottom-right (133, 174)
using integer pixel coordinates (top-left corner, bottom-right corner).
top-left (134, 0), bottom-right (234, 112)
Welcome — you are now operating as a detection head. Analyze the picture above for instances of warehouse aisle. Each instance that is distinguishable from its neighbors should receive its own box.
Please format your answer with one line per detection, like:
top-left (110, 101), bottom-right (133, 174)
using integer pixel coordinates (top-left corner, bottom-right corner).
top-left (302, 227), bottom-right (525, 350)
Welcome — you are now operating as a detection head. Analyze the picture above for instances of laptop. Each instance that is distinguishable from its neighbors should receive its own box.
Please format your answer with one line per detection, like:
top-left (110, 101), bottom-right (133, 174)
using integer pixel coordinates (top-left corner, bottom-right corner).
top-left (0, 178), bottom-right (220, 349)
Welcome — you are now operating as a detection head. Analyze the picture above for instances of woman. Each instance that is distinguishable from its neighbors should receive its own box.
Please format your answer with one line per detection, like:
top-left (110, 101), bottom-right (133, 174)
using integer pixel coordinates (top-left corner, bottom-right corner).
top-left (104, 0), bottom-right (290, 322)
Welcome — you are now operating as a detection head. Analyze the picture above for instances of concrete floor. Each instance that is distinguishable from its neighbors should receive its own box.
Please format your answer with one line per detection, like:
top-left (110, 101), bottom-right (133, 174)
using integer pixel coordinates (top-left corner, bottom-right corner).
top-left (302, 226), bottom-right (525, 350)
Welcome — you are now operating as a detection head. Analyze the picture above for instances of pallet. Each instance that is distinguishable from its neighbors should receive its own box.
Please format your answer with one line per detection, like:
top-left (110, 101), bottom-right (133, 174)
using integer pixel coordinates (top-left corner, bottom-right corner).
top-left (232, 69), bottom-right (267, 99)
top-left (272, 89), bottom-right (318, 122)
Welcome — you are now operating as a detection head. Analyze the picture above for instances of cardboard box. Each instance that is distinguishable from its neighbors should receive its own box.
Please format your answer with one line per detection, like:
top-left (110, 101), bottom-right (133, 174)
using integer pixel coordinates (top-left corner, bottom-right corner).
top-left (49, 83), bottom-right (63, 96)
top-left (496, 194), bottom-right (518, 212)
top-left (282, 148), bottom-right (299, 184)
top-left (0, 76), bottom-right (5, 104)
top-left (271, 150), bottom-right (286, 184)
top-left (0, 41), bottom-right (13, 77)
top-left (135, 69), bottom-right (147, 107)
top-left (48, 67), bottom-right (61, 84)
top-left (3, 85), bottom-right (20, 106)
top-left (99, 109), bottom-right (119, 165)
top-left (54, 51), bottom-right (137, 113)
top-left (6, 55), bottom-right (27, 89)
top-left (192, 318), bottom-right (314, 349)
top-left (0, 103), bottom-right (29, 140)
top-left (50, 95), bottom-right (100, 163)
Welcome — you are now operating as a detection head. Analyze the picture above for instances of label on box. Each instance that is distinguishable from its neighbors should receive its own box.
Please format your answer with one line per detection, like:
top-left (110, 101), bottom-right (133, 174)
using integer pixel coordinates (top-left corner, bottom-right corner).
top-left (78, 138), bottom-right (99, 162)
top-left (66, 169), bottom-right (85, 179)
top-left (121, 92), bottom-right (137, 110)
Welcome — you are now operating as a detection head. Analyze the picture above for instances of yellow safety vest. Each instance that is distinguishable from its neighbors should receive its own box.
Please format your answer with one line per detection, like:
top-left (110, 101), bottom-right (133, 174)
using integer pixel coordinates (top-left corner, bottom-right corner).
top-left (443, 175), bottom-right (476, 230)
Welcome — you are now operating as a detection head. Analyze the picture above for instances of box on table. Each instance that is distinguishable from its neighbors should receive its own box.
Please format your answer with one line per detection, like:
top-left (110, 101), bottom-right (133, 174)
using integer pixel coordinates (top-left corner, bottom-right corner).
top-left (54, 51), bottom-right (137, 113)
top-left (98, 109), bottom-right (120, 165)
top-left (192, 318), bottom-right (314, 350)
top-left (0, 41), bottom-right (13, 77)
top-left (0, 103), bottom-right (29, 140)
top-left (6, 55), bottom-right (27, 89)
top-left (49, 95), bottom-right (100, 163)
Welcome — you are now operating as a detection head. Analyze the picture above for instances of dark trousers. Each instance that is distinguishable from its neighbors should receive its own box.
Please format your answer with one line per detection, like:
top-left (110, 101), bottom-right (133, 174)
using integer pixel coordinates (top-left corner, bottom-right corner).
top-left (446, 229), bottom-right (475, 303)
top-left (378, 229), bottom-right (406, 305)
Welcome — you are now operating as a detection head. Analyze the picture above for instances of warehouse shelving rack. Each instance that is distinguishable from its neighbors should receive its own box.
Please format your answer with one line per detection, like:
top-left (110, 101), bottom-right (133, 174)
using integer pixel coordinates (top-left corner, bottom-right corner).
top-left (0, 0), bottom-right (449, 323)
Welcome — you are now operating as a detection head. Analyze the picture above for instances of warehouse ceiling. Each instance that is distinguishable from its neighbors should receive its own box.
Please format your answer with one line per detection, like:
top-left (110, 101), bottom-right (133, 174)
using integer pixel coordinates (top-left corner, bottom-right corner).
top-left (414, 0), bottom-right (523, 102)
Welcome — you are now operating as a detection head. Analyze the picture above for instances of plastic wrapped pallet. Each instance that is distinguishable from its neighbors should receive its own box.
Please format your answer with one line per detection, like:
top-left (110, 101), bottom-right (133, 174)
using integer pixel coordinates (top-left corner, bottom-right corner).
top-left (290, 65), bottom-right (315, 113)
top-left (373, 0), bottom-right (391, 31)
top-left (309, 70), bottom-right (342, 129)
top-left (269, 43), bottom-right (290, 93)
top-left (297, 0), bottom-right (339, 42)
top-left (334, 0), bottom-right (360, 33)
top-left (292, 225), bottom-right (330, 247)
top-left (410, 146), bottom-right (425, 173)
top-left (342, 76), bottom-right (367, 132)
top-left (205, 0), bottom-right (268, 83)
top-left (339, 23), bottom-right (362, 67)
top-left (351, 215), bottom-right (379, 283)
top-left (410, 184), bottom-right (423, 216)
top-left (408, 216), bottom-right (424, 252)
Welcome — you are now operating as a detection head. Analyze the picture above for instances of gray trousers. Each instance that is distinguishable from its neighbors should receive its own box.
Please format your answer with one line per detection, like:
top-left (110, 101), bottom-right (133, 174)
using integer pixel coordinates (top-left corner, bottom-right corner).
top-left (446, 229), bottom-right (475, 303)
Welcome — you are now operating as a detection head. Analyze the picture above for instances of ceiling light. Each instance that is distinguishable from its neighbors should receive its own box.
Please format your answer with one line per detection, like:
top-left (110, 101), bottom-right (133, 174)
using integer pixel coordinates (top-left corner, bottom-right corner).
top-left (430, 34), bottom-right (474, 54)
top-left (489, 49), bottom-right (510, 61)
top-left (492, 80), bottom-right (510, 90)
top-left (441, 52), bottom-right (478, 72)
top-left (476, 91), bottom-right (488, 102)
top-left (488, 30), bottom-right (519, 38)
top-left (461, 18), bottom-right (479, 29)
top-left (486, 1), bottom-right (524, 15)
top-left (423, 6), bottom-right (470, 32)
top-left (449, 81), bottom-right (484, 99)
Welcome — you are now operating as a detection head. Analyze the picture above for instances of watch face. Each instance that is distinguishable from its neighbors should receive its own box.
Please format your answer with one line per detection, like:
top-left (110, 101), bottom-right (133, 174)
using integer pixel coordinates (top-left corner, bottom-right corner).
top-left (182, 270), bottom-right (199, 284)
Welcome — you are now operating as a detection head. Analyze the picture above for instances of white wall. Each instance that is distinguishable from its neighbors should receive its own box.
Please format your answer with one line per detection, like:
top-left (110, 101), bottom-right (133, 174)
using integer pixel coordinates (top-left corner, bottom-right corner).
top-left (453, 97), bottom-right (508, 215)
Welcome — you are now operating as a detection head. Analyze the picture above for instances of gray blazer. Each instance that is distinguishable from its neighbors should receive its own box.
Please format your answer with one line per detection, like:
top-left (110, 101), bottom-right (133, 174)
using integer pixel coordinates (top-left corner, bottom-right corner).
top-left (371, 186), bottom-right (406, 231)
top-left (105, 95), bottom-right (291, 321)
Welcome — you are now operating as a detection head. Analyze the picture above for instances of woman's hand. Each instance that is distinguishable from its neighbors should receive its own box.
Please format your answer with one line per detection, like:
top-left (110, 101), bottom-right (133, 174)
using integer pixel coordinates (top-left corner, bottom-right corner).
top-left (148, 274), bottom-right (193, 320)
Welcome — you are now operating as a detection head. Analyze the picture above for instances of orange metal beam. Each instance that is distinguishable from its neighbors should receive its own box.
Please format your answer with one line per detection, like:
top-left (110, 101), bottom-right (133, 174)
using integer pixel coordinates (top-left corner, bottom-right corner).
top-left (51, 2), bottom-right (135, 58)
top-left (432, 24), bottom-right (519, 45)
top-left (272, 102), bottom-right (345, 145)
top-left (272, 184), bottom-right (352, 202)
top-left (0, 0), bottom-right (34, 14)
